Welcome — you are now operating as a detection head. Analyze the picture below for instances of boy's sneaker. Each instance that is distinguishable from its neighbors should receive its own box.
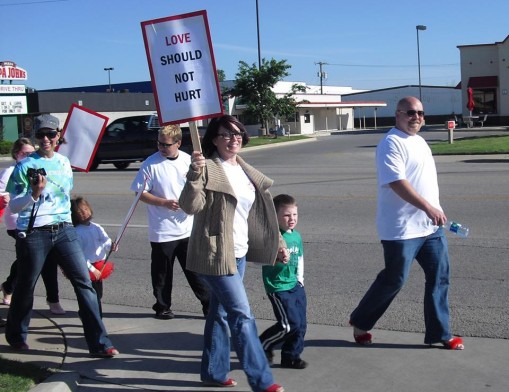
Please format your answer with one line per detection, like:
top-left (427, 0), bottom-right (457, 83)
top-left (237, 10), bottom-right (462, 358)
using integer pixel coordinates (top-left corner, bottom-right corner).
top-left (155, 309), bottom-right (174, 320)
top-left (265, 349), bottom-right (274, 364)
top-left (281, 357), bottom-right (308, 369)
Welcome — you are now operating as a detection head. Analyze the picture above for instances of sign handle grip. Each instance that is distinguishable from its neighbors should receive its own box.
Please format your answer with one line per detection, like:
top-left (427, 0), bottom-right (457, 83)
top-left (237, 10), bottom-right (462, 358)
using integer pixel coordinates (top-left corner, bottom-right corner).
top-left (189, 121), bottom-right (202, 153)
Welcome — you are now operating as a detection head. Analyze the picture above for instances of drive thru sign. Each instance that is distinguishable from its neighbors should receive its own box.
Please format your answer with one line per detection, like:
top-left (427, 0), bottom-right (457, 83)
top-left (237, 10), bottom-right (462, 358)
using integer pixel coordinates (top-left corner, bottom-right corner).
top-left (141, 10), bottom-right (223, 126)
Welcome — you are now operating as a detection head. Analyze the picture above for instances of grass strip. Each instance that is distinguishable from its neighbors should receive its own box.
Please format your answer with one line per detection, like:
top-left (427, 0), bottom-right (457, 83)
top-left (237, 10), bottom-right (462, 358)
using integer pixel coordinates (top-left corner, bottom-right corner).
top-left (430, 135), bottom-right (509, 155)
top-left (0, 357), bottom-right (54, 392)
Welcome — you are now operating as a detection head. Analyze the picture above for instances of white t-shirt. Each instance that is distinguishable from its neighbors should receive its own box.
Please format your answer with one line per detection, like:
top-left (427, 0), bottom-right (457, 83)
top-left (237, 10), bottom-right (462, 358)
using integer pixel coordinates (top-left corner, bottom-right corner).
top-left (376, 128), bottom-right (441, 240)
top-left (75, 222), bottom-right (112, 263)
top-left (221, 160), bottom-right (256, 258)
top-left (130, 151), bottom-right (193, 243)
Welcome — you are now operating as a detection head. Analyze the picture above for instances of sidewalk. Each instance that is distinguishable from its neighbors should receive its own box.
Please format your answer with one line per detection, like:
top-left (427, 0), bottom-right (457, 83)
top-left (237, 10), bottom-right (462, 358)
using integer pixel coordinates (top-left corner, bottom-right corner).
top-left (1, 296), bottom-right (508, 392)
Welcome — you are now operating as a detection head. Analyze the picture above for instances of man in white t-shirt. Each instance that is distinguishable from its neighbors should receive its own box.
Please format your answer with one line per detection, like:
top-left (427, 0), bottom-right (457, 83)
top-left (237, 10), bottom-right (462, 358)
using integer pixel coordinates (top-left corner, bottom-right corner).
top-left (349, 96), bottom-right (464, 350)
top-left (130, 124), bottom-right (209, 320)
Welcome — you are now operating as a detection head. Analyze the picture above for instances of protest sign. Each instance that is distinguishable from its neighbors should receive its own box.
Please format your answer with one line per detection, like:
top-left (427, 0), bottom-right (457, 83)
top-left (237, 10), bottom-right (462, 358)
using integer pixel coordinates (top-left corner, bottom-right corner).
top-left (141, 10), bottom-right (223, 126)
top-left (57, 104), bottom-right (108, 172)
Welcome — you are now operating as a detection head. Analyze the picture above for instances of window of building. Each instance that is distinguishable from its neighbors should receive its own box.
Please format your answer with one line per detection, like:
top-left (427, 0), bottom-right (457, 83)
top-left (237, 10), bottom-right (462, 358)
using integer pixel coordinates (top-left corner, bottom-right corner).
top-left (473, 89), bottom-right (497, 114)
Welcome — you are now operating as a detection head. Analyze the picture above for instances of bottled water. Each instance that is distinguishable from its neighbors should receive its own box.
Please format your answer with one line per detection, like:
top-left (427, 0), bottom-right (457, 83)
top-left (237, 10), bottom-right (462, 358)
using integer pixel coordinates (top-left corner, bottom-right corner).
top-left (443, 221), bottom-right (469, 238)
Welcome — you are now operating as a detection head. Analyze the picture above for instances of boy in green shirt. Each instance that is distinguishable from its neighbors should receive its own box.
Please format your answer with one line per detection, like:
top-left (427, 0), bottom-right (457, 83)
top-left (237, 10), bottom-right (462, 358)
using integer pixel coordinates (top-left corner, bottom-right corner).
top-left (260, 194), bottom-right (307, 369)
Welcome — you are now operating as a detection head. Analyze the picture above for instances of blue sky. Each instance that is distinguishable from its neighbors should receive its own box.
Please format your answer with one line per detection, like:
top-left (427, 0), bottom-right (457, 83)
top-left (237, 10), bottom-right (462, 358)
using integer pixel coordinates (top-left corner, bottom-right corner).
top-left (2, 0), bottom-right (509, 91)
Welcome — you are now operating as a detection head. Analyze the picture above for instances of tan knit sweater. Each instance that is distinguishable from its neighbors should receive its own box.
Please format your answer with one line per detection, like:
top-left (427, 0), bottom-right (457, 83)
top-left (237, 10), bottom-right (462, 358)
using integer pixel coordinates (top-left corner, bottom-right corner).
top-left (179, 153), bottom-right (283, 276)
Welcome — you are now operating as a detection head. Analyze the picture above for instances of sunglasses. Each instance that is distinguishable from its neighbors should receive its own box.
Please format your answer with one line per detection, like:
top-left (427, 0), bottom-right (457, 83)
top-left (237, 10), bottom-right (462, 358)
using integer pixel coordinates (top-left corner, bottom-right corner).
top-left (157, 140), bottom-right (178, 148)
top-left (398, 110), bottom-right (425, 117)
top-left (35, 130), bottom-right (59, 139)
top-left (217, 131), bottom-right (244, 141)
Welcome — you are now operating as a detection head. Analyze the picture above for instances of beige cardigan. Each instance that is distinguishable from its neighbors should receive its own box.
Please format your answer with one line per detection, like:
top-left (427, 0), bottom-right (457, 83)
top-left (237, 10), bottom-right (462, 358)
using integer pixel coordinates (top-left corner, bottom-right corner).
top-left (179, 153), bottom-right (283, 276)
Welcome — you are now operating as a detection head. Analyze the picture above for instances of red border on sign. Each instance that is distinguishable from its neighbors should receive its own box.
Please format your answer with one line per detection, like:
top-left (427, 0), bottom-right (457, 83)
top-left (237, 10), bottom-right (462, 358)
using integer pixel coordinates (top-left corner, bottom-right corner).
top-left (57, 103), bottom-right (109, 172)
top-left (141, 10), bottom-right (223, 125)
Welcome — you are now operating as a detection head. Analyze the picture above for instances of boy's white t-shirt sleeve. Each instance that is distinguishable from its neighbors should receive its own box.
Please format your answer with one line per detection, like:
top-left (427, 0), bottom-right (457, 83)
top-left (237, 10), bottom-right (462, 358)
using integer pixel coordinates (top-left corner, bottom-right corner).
top-left (297, 255), bottom-right (304, 285)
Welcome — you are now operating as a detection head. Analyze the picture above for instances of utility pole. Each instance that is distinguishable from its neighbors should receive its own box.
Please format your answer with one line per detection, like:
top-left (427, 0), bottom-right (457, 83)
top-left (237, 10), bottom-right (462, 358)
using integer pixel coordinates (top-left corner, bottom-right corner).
top-left (256, 0), bottom-right (261, 70)
top-left (315, 61), bottom-right (328, 94)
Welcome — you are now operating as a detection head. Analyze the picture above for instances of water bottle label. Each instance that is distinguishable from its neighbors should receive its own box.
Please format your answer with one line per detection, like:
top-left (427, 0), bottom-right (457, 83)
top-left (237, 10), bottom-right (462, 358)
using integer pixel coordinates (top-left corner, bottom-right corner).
top-left (449, 222), bottom-right (460, 233)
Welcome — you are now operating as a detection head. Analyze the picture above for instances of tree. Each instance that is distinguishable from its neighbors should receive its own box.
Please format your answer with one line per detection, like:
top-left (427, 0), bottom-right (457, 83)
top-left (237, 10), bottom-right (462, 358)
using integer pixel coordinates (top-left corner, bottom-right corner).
top-left (216, 69), bottom-right (226, 82)
top-left (227, 59), bottom-right (305, 135)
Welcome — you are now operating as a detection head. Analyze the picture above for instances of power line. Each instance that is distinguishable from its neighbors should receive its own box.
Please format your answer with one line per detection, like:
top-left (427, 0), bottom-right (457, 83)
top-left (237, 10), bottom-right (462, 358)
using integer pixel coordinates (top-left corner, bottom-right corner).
top-left (0, 0), bottom-right (69, 6)
top-left (325, 62), bottom-right (458, 68)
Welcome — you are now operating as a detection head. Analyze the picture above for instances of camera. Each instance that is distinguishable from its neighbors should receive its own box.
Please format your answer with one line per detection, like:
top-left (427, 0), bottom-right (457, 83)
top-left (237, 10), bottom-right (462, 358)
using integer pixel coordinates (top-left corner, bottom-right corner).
top-left (27, 168), bottom-right (47, 185)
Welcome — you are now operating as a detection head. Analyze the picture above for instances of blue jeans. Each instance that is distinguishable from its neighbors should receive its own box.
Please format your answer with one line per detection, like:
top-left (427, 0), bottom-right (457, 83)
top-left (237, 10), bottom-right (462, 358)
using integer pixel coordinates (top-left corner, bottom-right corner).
top-left (5, 224), bottom-right (114, 353)
top-left (199, 257), bottom-right (274, 392)
top-left (350, 229), bottom-right (452, 344)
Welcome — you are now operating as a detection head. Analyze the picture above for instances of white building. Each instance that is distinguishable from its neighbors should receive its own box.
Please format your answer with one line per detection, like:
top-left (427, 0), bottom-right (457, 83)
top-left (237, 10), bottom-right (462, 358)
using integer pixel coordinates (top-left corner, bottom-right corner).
top-left (225, 81), bottom-right (387, 134)
top-left (457, 35), bottom-right (509, 125)
top-left (341, 85), bottom-right (462, 127)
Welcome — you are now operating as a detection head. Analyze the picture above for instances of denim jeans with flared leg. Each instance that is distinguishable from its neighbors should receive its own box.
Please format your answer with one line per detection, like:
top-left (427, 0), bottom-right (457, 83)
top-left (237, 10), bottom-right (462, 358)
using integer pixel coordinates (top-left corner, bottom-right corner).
top-left (6, 224), bottom-right (114, 353)
top-left (199, 256), bottom-right (275, 392)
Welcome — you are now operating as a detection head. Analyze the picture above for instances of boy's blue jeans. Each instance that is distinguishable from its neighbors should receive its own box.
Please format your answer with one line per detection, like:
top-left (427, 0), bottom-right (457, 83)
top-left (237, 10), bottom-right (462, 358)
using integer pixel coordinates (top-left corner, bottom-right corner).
top-left (199, 256), bottom-right (275, 392)
top-left (260, 283), bottom-right (307, 361)
top-left (350, 228), bottom-right (453, 344)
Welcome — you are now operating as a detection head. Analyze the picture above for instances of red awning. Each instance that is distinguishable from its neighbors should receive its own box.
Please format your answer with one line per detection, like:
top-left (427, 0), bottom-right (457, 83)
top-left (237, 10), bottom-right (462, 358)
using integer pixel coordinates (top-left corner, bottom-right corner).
top-left (467, 76), bottom-right (498, 88)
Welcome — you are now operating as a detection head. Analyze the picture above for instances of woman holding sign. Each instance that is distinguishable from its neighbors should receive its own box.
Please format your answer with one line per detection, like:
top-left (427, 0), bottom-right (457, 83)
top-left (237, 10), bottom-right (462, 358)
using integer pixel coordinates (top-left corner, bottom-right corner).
top-left (179, 115), bottom-right (285, 392)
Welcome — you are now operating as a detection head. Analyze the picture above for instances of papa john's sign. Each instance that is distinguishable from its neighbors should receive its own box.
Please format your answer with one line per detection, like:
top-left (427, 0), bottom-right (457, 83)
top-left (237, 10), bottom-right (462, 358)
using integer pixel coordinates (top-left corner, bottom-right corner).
top-left (0, 61), bottom-right (28, 81)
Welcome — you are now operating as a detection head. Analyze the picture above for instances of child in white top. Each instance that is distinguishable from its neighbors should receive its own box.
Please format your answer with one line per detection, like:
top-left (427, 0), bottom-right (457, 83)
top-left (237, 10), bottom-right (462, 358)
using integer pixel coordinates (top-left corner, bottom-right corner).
top-left (70, 196), bottom-right (117, 317)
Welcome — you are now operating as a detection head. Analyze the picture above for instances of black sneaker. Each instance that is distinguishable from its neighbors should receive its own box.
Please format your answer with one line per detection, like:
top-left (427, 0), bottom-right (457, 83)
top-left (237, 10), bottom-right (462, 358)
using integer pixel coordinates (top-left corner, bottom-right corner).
top-left (281, 358), bottom-right (308, 369)
top-left (265, 350), bottom-right (274, 364)
top-left (155, 309), bottom-right (174, 320)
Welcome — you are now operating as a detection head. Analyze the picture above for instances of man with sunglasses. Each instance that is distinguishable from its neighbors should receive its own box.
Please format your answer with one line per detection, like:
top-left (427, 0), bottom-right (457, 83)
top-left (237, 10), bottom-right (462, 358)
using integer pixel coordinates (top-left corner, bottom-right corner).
top-left (130, 124), bottom-right (209, 320)
top-left (349, 97), bottom-right (464, 350)
top-left (5, 114), bottom-right (119, 357)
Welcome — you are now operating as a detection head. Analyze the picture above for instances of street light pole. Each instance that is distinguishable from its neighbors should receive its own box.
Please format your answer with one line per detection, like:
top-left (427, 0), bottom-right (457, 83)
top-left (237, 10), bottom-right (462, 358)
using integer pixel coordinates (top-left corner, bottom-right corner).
top-left (104, 67), bottom-right (114, 92)
top-left (416, 25), bottom-right (426, 101)
top-left (255, 0), bottom-right (261, 70)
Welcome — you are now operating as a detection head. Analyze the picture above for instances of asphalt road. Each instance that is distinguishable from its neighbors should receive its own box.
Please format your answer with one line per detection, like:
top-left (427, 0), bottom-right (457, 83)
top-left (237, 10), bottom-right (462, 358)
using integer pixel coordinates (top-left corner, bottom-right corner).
top-left (1, 128), bottom-right (508, 340)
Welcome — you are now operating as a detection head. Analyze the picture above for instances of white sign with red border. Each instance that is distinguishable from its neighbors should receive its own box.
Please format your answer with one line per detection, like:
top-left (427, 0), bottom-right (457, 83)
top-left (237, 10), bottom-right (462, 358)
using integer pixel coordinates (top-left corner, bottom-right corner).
top-left (141, 10), bottom-right (222, 125)
top-left (57, 104), bottom-right (109, 172)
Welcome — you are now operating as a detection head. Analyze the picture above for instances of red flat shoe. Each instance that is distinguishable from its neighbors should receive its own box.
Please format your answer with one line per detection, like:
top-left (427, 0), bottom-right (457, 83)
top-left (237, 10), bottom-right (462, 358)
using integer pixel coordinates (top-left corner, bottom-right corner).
top-left (350, 320), bottom-right (372, 345)
top-left (442, 337), bottom-right (464, 350)
top-left (354, 332), bottom-right (373, 345)
top-left (202, 378), bottom-right (237, 387)
top-left (91, 347), bottom-right (120, 357)
top-left (262, 384), bottom-right (284, 392)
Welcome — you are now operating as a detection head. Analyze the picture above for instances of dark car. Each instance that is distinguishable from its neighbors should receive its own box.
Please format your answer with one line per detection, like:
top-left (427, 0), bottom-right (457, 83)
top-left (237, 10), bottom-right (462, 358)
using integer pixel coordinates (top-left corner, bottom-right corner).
top-left (91, 114), bottom-right (202, 170)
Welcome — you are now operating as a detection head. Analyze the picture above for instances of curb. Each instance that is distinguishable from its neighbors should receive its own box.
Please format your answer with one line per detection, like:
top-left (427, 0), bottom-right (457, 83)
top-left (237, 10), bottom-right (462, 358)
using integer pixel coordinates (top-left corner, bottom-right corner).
top-left (30, 371), bottom-right (80, 392)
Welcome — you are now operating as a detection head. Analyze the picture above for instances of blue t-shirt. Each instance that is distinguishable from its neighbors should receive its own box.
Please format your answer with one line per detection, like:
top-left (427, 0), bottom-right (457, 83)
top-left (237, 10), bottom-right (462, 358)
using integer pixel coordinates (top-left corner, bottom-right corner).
top-left (7, 152), bottom-right (73, 230)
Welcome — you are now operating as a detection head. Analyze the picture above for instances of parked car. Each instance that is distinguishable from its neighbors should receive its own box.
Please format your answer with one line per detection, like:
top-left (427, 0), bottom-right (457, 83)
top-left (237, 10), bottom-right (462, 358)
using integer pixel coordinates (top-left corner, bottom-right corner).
top-left (90, 114), bottom-right (203, 170)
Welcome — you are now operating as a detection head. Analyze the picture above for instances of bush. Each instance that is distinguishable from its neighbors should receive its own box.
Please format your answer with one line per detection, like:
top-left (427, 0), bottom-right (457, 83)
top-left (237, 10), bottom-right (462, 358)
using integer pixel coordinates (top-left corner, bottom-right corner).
top-left (0, 141), bottom-right (13, 155)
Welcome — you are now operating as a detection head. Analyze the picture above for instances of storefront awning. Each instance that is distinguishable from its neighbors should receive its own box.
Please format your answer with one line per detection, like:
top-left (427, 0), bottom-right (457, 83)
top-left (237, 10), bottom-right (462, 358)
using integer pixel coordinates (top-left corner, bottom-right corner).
top-left (467, 76), bottom-right (498, 88)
